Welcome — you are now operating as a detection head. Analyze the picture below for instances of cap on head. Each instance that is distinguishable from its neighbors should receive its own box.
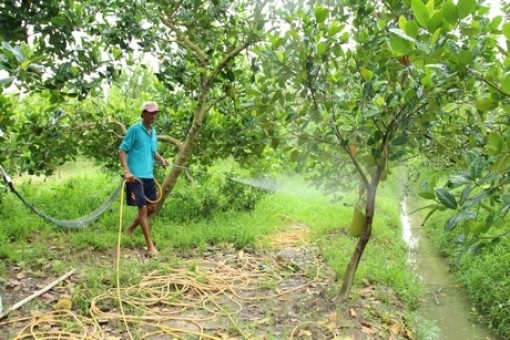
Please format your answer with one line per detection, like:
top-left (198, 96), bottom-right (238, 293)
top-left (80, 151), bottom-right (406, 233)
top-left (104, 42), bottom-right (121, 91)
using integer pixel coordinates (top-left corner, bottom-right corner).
top-left (141, 101), bottom-right (158, 113)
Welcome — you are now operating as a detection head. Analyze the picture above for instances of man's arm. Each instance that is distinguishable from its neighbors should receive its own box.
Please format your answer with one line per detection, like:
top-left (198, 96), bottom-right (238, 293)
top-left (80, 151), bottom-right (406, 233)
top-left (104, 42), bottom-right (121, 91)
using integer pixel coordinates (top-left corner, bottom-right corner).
top-left (154, 152), bottom-right (169, 167)
top-left (119, 149), bottom-right (134, 181)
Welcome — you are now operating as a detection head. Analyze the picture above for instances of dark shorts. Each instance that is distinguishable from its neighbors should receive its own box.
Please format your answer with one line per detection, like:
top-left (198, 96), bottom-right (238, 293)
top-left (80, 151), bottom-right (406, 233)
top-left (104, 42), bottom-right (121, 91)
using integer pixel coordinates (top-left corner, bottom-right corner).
top-left (125, 178), bottom-right (157, 206)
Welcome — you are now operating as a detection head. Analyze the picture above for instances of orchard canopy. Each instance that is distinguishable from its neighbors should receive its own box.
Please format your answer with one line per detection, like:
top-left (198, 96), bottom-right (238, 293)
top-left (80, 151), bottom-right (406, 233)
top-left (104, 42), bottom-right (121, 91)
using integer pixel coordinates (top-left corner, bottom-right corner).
top-left (1, 0), bottom-right (510, 298)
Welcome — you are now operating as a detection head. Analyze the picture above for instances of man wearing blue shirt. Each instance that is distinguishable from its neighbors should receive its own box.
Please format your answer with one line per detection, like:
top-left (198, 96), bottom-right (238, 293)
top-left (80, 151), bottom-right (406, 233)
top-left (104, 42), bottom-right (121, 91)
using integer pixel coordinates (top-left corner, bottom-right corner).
top-left (119, 101), bottom-right (169, 257)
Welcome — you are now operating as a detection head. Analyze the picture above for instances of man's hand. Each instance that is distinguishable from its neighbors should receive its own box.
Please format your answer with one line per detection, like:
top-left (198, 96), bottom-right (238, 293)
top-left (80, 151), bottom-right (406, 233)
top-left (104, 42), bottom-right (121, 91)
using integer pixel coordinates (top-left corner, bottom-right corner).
top-left (160, 158), bottom-right (169, 167)
top-left (124, 170), bottom-right (134, 182)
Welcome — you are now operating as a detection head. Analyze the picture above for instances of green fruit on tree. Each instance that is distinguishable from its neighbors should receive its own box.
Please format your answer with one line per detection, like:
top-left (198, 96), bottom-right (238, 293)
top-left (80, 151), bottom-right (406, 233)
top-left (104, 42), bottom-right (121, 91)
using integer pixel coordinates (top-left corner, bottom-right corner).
top-left (349, 207), bottom-right (365, 238)
top-left (380, 166), bottom-right (389, 181)
top-left (375, 156), bottom-right (386, 168)
top-left (226, 85), bottom-right (236, 99)
top-left (364, 154), bottom-right (376, 167)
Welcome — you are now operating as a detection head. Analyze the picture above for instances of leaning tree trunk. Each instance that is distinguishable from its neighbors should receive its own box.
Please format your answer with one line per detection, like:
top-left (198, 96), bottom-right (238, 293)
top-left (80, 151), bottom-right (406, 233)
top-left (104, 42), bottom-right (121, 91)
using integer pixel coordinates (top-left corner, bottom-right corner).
top-left (336, 178), bottom-right (380, 301)
top-left (156, 90), bottom-right (209, 211)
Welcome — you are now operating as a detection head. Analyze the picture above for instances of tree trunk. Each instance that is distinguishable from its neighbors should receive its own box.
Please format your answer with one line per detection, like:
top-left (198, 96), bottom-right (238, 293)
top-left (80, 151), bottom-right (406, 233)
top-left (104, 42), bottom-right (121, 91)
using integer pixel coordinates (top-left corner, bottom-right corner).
top-left (336, 180), bottom-right (379, 301)
top-left (156, 91), bottom-right (209, 211)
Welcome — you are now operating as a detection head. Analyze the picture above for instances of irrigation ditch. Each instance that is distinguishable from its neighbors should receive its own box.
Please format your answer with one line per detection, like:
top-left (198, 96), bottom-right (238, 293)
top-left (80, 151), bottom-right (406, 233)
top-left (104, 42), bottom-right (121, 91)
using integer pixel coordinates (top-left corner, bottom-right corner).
top-left (401, 197), bottom-right (497, 340)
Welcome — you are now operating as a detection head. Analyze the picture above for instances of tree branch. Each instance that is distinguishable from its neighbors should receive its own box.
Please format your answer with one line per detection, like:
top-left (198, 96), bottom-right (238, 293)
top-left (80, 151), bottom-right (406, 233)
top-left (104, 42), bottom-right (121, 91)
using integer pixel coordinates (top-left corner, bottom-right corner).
top-left (161, 18), bottom-right (209, 67)
top-left (158, 134), bottom-right (184, 151)
top-left (207, 39), bottom-right (254, 87)
top-left (468, 68), bottom-right (510, 98)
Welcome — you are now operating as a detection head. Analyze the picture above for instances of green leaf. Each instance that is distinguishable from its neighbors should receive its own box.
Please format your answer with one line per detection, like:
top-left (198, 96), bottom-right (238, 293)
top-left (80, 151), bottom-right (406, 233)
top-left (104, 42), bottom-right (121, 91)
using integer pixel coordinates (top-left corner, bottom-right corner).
top-left (486, 132), bottom-right (503, 155)
top-left (388, 30), bottom-right (415, 55)
top-left (502, 73), bottom-right (510, 95)
top-left (360, 67), bottom-right (374, 81)
top-left (448, 173), bottom-right (473, 188)
top-left (443, 1), bottom-right (458, 26)
top-left (405, 20), bottom-right (419, 38)
top-left (503, 23), bottom-right (510, 40)
top-left (459, 183), bottom-right (474, 206)
top-left (476, 97), bottom-right (498, 112)
top-left (477, 173), bottom-right (501, 184)
top-left (317, 41), bottom-right (328, 56)
top-left (412, 0), bottom-right (430, 28)
top-left (275, 51), bottom-right (285, 62)
top-left (491, 154), bottom-right (510, 173)
top-left (457, 0), bottom-right (476, 19)
top-left (410, 203), bottom-right (442, 215)
top-left (377, 19), bottom-right (386, 30)
top-left (436, 188), bottom-right (458, 209)
top-left (417, 205), bottom-right (440, 225)
top-left (112, 48), bottom-right (123, 61)
top-left (20, 60), bottom-right (32, 70)
top-left (443, 103), bottom-right (458, 112)
top-left (287, 30), bottom-right (301, 41)
top-left (428, 11), bottom-right (444, 33)
top-left (50, 14), bottom-right (71, 26)
top-left (458, 49), bottom-right (473, 65)
top-left (465, 190), bottom-right (490, 209)
top-left (290, 149), bottom-right (299, 162)
top-left (315, 6), bottom-right (328, 24)
top-left (0, 76), bottom-right (14, 85)
top-left (340, 32), bottom-right (349, 43)
top-left (431, 27), bottom-right (442, 46)
top-left (470, 158), bottom-right (486, 178)
top-left (491, 16), bottom-right (503, 30)
top-left (501, 194), bottom-right (510, 205)
top-left (328, 21), bottom-right (344, 36)
top-left (418, 191), bottom-right (436, 199)
top-left (398, 16), bottom-right (408, 31)
top-left (444, 210), bottom-right (475, 231)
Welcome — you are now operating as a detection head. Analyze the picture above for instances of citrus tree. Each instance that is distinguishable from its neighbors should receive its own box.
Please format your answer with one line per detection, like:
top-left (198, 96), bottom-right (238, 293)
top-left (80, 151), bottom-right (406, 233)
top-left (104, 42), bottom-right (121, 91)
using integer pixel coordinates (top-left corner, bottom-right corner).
top-left (250, 0), bottom-right (509, 299)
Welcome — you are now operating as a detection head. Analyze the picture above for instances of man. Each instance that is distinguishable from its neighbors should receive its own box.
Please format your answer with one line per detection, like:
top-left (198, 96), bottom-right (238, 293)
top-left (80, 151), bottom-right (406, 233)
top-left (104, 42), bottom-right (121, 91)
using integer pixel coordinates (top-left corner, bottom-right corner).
top-left (119, 101), bottom-right (169, 256)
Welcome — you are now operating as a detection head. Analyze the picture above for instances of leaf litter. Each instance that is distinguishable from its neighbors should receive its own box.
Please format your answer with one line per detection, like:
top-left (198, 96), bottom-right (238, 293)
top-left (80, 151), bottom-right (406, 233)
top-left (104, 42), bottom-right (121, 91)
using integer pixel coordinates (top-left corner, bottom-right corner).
top-left (0, 224), bottom-right (416, 339)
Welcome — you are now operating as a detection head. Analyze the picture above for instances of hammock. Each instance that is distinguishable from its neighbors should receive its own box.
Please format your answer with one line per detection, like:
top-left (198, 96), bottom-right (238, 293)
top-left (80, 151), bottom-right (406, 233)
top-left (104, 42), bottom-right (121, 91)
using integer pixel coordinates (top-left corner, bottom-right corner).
top-left (1, 165), bottom-right (123, 229)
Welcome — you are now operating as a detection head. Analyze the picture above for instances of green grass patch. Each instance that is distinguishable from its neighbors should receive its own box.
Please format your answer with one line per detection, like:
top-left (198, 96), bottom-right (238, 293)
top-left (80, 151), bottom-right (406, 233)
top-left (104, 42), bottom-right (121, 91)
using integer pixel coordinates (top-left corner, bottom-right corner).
top-left (0, 160), bottom-right (420, 316)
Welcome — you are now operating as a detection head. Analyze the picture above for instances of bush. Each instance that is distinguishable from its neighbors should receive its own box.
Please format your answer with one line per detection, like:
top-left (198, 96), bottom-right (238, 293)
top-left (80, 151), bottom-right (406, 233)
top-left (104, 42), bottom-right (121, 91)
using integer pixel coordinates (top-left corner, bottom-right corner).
top-left (159, 157), bottom-right (267, 223)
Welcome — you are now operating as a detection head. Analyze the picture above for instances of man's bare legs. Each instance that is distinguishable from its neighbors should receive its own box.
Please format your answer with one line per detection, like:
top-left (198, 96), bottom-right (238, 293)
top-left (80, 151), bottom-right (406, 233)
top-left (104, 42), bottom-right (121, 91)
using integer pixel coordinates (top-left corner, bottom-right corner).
top-left (125, 204), bottom-right (156, 235)
top-left (125, 204), bottom-right (158, 256)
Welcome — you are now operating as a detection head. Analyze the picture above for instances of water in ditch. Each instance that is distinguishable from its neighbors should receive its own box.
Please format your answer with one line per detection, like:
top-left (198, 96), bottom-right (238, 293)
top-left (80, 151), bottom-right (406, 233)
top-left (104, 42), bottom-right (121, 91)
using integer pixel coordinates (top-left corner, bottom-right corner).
top-left (401, 197), bottom-right (497, 340)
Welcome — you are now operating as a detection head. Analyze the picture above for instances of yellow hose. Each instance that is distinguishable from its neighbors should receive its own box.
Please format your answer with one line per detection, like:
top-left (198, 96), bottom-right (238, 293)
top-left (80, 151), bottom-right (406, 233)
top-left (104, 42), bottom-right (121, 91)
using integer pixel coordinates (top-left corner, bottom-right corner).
top-left (0, 201), bottom-right (334, 339)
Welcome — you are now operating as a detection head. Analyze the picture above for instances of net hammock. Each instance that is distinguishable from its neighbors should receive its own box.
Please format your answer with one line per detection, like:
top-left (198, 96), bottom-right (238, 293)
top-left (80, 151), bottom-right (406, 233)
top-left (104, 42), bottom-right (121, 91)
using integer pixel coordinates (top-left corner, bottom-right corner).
top-left (1, 165), bottom-right (123, 229)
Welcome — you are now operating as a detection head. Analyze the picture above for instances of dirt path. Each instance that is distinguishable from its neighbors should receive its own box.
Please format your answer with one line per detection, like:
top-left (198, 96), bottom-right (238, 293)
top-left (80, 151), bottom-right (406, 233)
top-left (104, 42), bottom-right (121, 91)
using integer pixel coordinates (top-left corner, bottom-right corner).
top-left (0, 226), bottom-right (415, 339)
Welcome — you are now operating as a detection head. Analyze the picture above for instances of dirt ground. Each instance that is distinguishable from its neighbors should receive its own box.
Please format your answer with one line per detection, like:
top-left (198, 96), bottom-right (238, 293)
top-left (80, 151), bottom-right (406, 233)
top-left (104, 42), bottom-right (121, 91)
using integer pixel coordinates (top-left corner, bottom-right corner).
top-left (0, 228), bottom-right (416, 339)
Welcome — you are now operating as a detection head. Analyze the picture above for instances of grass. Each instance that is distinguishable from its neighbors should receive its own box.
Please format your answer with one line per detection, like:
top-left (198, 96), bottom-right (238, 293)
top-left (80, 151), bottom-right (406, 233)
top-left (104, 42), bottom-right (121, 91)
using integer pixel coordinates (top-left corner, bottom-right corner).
top-left (0, 160), bottom-right (421, 336)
